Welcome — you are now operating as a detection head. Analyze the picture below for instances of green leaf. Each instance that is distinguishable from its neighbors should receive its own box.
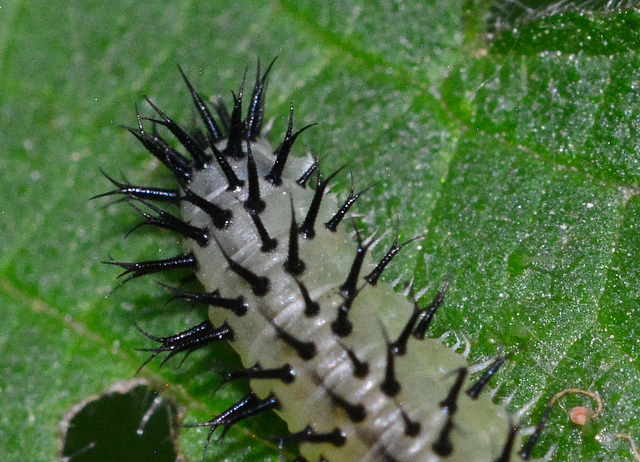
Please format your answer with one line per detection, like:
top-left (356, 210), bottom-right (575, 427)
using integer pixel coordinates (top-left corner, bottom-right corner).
top-left (2, 1), bottom-right (639, 461)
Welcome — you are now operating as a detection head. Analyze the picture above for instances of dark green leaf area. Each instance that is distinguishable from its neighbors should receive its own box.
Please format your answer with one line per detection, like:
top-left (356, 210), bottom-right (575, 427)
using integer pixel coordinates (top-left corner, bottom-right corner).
top-left (443, 49), bottom-right (640, 185)
top-left (492, 9), bottom-right (640, 56)
top-left (599, 193), bottom-right (640, 358)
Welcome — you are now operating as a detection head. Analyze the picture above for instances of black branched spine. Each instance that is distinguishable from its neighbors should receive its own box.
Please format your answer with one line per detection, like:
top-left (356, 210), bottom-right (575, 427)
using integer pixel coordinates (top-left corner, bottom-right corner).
top-left (244, 144), bottom-right (266, 214)
top-left (225, 77), bottom-right (246, 159)
top-left (330, 231), bottom-right (372, 336)
top-left (325, 389), bottom-right (366, 423)
top-left (466, 356), bottom-right (507, 399)
top-left (299, 168), bottom-right (343, 239)
top-left (519, 403), bottom-right (553, 460)
top-left (178, 66), bottom-right (246, 190)
top-left (284, 199), bottom-right (305, 276)
top-left (224, 363), bottom-right (295, 385)
top-left (325, 180), bottom-right (370, 232)
top-left (105, 253), bottom-right (198, 285)
top-left (249, 210), bottom-right (278, 253)
top-left (413, 281), bottom-right (449, 340)
top-left (214, 235), bottom-right (270, 296)
top-left (181, 186), bottom-right (233, 230)
top-left (273, 323), bottom-right (316, 360)
top-left (144, 96), bottom-right (211, 170)
top-left (126, 110), bottom-right (191, 183)
top-left (185, 393), bottom-right (280, 457)
top-left (281, 426), bottom-right (346, 447)
top-left (365, 236), bottom-right (421, 286)
top-left (160, 285), bottom-right (248, 317)
top-left (136, 320), bottom-right (233, 371)
top-left (178, 65), bottom-right (224, 142)
top-left (127, 200), bottom-right (209, 247)
top-left (340, 235), bottom-right (370, 300)
top-left (494, 421), bottom-right (519, 462)
top-left (331, 298), bottom-right (355, 338)
top-left (381, 338), bottom-right (401, 397)
top-left (432, 368), bottom-right (468, 456)
top-left (342, 345), bottom-right (369, 378)
top-left (391, 304), bottom-right (422, 356)
top-left (296, 159), bottom-right (319, 188)
top-left (400, 409), bottom-right (421, 437)
top-left (93, 170), bottom-right (179, 202)
top-left (245, 58), bottom-right (276, 140)
top-left (265, 105), bottom-right (315, 186)
top-left (293, 278), bottom-right (320, 317)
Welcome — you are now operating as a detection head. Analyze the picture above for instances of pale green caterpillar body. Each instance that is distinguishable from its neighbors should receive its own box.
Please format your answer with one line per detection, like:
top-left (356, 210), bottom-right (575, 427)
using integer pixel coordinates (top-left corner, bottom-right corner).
top-left (104, 62), bottom-right (545, 462)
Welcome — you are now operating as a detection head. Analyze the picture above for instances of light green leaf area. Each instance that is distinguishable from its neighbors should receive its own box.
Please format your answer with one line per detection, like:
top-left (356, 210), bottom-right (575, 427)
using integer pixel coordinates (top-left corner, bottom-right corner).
top-left (2, 1), bottom-right (640, 461)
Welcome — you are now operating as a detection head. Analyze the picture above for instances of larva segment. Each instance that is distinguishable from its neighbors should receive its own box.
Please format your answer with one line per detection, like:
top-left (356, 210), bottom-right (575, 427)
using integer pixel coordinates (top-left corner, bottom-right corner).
top-left (104, 64), bottom-right (546, 462)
